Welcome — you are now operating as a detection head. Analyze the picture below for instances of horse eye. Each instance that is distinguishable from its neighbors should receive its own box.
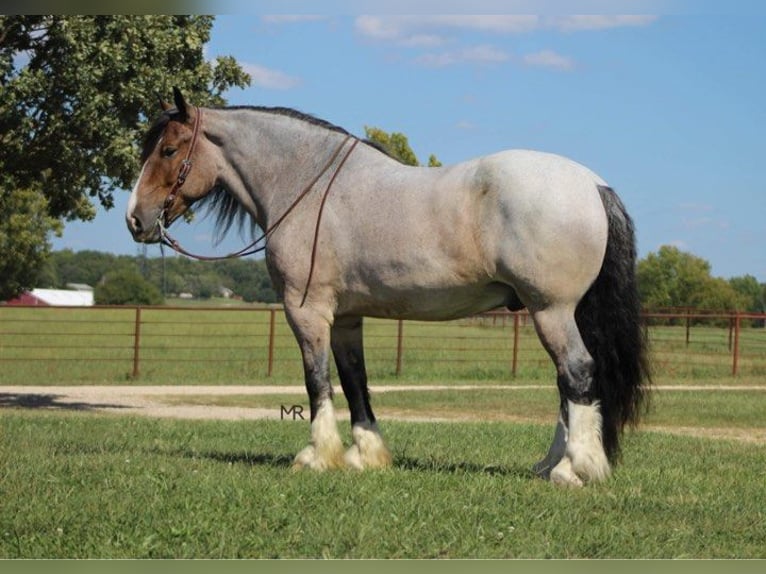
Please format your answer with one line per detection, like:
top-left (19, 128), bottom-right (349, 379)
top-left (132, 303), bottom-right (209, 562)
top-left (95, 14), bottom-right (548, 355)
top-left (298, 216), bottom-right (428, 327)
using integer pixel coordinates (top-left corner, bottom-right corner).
top-left (161, 147), bottom-right (177, 158)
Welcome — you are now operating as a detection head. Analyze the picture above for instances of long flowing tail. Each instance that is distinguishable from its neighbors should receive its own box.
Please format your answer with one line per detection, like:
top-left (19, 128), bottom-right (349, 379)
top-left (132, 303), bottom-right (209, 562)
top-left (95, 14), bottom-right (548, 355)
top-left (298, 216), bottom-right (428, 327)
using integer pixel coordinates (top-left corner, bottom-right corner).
top-left (574, 185), bottom-right (651, 462)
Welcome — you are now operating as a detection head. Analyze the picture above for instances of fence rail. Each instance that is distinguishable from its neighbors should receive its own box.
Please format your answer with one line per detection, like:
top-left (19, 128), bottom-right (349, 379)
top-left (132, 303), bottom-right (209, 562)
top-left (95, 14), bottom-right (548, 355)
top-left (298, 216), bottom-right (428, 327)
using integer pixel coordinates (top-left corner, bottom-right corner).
top-left (1, 305), bottom-right (764, 384)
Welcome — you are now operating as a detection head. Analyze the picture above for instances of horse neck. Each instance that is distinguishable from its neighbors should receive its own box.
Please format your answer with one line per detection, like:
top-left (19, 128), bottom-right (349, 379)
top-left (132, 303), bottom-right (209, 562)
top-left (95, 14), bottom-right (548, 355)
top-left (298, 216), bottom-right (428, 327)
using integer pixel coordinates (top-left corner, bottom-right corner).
top-left (205, 108), bottom-right (354, 230)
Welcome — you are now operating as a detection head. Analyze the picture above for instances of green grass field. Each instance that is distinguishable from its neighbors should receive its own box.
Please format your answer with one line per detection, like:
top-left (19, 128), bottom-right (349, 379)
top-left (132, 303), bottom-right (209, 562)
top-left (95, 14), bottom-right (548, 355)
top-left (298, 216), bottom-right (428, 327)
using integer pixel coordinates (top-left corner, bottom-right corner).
top-left (1, 407), bottom-right (764, 559)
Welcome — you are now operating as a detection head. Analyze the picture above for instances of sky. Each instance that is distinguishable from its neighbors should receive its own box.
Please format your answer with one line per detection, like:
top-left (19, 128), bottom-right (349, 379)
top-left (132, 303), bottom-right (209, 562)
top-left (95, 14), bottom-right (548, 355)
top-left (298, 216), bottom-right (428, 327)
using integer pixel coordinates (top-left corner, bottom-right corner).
top-left (50, 5), bottom-right (766, 281)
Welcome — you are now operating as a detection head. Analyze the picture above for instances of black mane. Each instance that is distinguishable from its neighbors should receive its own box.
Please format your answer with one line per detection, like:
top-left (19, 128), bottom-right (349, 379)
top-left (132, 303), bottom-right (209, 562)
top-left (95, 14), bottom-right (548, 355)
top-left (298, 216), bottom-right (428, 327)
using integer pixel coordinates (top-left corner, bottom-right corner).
top-left (228, 105), bottom-right (351, 137)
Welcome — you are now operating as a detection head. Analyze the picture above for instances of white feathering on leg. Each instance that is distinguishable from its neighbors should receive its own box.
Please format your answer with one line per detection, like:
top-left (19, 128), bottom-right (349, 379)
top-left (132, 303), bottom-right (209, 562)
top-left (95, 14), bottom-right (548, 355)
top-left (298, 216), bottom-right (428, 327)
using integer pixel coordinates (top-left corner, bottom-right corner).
top-left (292, 400), bottom-right (344, 471)
top-left (566, 400), bottom-right (611, 482)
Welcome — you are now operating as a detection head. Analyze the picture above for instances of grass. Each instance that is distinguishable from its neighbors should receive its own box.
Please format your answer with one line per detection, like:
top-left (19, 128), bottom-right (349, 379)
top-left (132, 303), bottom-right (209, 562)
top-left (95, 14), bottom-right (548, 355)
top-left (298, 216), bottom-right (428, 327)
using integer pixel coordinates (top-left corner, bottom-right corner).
top-left (1, 409), bottom-right (764, 558)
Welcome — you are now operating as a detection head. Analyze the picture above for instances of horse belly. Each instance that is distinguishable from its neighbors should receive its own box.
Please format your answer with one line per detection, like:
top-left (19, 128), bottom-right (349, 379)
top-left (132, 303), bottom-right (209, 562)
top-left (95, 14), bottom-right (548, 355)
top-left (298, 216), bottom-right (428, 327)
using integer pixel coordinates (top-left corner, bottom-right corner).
top-left (337, 281), bottom-right (512, 321)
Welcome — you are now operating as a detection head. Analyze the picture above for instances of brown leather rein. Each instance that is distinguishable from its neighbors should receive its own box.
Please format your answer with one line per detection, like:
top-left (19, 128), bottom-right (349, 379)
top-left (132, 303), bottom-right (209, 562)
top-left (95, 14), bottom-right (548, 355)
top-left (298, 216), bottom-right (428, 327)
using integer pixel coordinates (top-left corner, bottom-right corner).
top-left (155, 107), bottom-right (359, 301)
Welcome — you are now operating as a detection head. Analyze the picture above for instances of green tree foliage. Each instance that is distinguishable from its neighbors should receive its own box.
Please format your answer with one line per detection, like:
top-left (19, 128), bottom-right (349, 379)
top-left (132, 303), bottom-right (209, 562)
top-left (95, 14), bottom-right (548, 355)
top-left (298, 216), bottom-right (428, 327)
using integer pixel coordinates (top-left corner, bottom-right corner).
top-left (637, 245), bottom-right (751, 311)
top-left (0, 187), bottom-right (61, 300)
top-left (427, 154), bottom-right (443, 167)
top-left (0, 15), bottom-right (250, 299)
top-left (94, 269), bottom-right (164, 305)
top-left (728, 275), bottom-right (765, 313)
top-left (363, 126), bottom-right (441, 167)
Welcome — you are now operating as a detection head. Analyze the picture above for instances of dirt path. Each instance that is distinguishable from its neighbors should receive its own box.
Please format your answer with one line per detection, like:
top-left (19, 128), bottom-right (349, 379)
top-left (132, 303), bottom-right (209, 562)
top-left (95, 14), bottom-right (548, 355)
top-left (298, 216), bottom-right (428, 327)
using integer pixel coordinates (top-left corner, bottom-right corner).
top-left (1, 384), bottom-right (765, 444)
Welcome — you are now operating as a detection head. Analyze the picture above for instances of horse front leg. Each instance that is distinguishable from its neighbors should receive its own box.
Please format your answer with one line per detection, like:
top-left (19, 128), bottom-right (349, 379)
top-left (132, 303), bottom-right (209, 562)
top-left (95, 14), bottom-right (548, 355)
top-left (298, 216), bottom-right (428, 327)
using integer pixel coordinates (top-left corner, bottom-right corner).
top-left (331, 316), bottom-right (392, 470)
top-left (284, 304), bottom-right (345, 471)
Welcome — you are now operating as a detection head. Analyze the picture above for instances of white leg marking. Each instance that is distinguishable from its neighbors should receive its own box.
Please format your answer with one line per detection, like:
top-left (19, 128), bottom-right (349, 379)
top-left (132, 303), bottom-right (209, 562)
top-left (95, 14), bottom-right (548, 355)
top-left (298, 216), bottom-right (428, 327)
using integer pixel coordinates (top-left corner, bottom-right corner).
top-left (345, 424), bottom-right (392, 470)
top-left (566, 400), bottom-right (611, 483)
top-left (292, 400), bottom-right (344, 471)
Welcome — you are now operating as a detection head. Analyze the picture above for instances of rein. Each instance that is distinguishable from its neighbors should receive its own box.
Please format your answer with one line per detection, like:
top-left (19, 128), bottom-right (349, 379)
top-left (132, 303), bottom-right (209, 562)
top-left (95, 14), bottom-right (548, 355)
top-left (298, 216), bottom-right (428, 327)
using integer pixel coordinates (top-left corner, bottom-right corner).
top-left (155, 110), bottom-right (359, 302)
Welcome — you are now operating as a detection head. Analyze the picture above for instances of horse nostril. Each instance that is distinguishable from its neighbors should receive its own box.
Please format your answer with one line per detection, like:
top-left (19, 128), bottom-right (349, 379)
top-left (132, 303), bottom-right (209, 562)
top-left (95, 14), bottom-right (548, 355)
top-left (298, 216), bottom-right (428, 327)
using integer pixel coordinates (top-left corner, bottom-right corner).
top-left (129, 215), bottom-right (143, 235)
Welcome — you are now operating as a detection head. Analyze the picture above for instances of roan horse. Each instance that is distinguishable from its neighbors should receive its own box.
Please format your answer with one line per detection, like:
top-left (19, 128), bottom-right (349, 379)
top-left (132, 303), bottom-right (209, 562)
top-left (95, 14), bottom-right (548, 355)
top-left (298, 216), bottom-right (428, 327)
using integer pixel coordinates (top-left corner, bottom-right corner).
top-left (127, 88), bottom-right (650, 486)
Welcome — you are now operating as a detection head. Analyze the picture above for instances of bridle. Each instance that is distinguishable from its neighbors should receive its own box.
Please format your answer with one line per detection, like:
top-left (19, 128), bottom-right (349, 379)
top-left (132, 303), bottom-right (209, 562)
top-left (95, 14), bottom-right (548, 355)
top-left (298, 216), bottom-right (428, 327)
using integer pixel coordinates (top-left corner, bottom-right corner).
top-left (154, 106), bottom-right (359, 303)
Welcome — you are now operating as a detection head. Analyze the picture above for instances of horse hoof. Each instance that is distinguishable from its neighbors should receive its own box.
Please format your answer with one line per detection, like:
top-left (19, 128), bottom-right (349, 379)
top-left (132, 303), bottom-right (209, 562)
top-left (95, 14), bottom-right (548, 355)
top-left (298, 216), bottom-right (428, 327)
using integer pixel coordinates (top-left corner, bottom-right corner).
top-left (344, 426), bottom-right (393, 470)
top-left (291, 445), bottom-right (344, 472)
top-left (344, 444), bottom-right (393, 470)
top-left (549, 457), bottom-right (584, 487)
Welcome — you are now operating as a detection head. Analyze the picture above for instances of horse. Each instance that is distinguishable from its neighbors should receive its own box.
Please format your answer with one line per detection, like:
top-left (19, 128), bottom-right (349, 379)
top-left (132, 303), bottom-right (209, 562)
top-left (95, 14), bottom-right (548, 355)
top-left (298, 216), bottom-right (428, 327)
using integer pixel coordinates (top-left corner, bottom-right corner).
top-left (127, 88), bottom-right (650, 486)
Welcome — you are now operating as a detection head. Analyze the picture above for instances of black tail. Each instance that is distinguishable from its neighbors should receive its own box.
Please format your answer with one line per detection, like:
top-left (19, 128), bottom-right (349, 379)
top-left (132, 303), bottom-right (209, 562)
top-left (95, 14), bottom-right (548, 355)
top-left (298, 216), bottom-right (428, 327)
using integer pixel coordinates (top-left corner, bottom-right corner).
top-left (575, 185), bottom-right (651, 462)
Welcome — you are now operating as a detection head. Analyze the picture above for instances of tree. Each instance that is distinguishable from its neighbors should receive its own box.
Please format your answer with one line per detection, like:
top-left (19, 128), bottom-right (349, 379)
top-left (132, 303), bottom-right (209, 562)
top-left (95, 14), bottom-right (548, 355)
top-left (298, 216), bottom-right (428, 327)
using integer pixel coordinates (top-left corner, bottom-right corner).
top-left (363, 126), bottom-right (441, 167)
top-left (0, 15), bottom-right (250, 298)
top-left (637, 245), bottom-right (748, 311)
top-left (729, 275), bottom-right (765, 313)
top-left (0, 187), bottom-right (61, 300)
top-left (94, 269), bottom-right (164, 305)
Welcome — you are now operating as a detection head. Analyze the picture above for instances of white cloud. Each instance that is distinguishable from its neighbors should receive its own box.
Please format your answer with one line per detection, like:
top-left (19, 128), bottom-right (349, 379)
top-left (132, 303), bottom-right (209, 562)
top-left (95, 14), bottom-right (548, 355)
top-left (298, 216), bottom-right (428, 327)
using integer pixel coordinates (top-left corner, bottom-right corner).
top-left (415, 45), bottom-right (510, 67)
top-left (355, 14), bottom-right (657, 42)
top-left (522, 49), bottom-right (575, 71)
top-left (261, 15), bottom-right (328, 24)
top-left (242, 63), bottom-right (301, 90)
top-left (355, 15), bottom-right (540, 43)
top-left (552, 15), bottom-right (658, 31)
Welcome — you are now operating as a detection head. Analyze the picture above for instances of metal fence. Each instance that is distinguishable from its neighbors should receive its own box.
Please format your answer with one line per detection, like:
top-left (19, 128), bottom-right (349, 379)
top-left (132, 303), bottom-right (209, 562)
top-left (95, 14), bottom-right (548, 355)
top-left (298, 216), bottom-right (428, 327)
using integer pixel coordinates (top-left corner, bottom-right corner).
top-left (0, 305), bottom-right (764, 384)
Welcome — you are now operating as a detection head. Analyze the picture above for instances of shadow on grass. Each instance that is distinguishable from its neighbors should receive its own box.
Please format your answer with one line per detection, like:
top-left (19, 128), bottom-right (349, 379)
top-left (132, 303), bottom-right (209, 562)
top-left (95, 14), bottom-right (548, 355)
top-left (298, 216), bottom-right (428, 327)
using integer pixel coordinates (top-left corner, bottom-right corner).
top-left (178, 449), bottom-right (295, 469)
top-left (179, 448), bottom-right (534, 478)
top-left (0, 393), bottom-right (131, 412)
top-left (395, 455), bottom-right (535, 478)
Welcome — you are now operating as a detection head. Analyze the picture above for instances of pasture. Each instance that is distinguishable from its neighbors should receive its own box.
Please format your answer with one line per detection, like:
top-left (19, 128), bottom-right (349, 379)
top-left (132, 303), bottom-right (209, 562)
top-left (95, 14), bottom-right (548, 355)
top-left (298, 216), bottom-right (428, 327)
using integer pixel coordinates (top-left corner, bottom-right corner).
top-left (1, 384), bottom-right (765, 558)
top-left (1, 305), bottom-right (765, 558)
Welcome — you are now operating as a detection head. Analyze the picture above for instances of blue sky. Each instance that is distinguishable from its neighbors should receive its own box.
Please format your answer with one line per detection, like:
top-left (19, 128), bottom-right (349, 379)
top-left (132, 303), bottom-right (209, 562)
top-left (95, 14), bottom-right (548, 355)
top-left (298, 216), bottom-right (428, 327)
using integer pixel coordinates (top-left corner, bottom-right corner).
top-left (51, 7), bottom-right (766, 281)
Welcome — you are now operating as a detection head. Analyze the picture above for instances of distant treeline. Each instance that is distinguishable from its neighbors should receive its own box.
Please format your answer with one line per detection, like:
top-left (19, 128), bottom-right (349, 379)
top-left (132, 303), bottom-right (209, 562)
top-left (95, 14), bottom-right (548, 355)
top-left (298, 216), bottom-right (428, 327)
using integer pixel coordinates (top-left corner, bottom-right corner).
top-left (39, 249), bottom-right (278, 303)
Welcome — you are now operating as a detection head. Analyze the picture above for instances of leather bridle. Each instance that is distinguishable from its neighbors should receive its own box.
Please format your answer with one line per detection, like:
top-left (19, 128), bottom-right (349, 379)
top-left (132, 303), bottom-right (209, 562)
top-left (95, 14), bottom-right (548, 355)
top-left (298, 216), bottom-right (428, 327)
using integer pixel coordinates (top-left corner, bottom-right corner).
top-left (153, 107), bottom-right (359, 303)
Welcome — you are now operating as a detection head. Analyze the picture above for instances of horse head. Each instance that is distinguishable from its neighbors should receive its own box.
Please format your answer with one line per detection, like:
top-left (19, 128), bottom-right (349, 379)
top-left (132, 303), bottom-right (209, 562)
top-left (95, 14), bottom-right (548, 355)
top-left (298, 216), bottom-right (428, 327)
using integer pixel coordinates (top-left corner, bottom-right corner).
top-left (127, 87), bottom-right (215, 243)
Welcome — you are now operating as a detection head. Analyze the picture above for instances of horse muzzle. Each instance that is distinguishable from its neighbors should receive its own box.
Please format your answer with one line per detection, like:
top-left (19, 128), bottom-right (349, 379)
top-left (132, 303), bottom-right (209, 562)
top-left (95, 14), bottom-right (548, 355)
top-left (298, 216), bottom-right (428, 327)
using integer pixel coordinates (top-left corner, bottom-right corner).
top-left (126, 209), bottom-right (162, 243)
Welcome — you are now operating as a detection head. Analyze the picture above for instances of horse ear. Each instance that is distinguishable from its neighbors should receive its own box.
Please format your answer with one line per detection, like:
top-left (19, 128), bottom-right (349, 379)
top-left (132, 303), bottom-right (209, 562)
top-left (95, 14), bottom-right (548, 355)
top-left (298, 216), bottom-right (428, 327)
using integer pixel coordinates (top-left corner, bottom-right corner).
top-left (158, 93), bottom-right (174, 112)
top-left (173, 86), bottom-right (188, 118)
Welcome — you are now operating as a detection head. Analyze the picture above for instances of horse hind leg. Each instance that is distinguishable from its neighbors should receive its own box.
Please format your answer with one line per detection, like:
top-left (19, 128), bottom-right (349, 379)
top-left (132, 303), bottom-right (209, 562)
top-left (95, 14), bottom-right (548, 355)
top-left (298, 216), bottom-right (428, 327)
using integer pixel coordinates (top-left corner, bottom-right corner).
top-left (331, 317), bottom-right (392, 470)
top-left (532, 306), bottom-right (611, 486)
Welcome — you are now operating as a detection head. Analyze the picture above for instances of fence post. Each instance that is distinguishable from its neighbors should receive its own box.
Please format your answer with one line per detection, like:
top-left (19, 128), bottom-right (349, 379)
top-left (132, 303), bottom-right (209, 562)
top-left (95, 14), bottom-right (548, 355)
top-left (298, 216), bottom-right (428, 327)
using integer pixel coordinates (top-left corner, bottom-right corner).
top-left (685, 308), bottom-right (691, 347)
top-left (732, 312), bottom-right (740, 377)
top-left (395, 319), bottom-right (404, 377)
top-left (132, 306), bottom-right (142, 379)
top-left (267, 308), bottom-right (276, 377)
top-left (512, 312), bottom-right (520, 377)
